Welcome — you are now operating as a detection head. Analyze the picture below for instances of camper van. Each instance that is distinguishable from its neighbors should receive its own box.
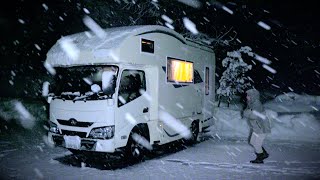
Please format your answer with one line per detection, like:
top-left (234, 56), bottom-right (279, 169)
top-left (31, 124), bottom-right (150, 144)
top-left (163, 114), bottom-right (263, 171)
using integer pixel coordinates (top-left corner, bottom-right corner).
top-left (46, 25), bottom-right (215, 159)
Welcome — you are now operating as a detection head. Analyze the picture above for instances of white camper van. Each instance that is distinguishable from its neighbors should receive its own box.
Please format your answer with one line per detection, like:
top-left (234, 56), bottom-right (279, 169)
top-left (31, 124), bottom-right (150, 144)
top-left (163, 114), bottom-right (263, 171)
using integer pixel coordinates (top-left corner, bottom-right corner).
top-left (46, 25), bottom-right (215, 159)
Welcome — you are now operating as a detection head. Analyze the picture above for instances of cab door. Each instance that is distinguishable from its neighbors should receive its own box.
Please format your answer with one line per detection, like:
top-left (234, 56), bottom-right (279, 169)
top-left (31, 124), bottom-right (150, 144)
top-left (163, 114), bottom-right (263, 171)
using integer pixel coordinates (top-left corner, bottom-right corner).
top-left (114, 69), bottom-right (150, 148)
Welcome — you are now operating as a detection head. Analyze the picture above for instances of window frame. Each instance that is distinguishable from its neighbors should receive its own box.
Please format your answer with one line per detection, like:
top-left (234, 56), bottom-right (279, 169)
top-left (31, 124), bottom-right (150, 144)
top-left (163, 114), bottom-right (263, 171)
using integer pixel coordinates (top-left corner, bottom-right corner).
top-left (140, 38), bottom-right (155, 54)
top-left (166, 57), bottom-right (194, 84)
top-left (117, 69), bottom-right (146, 107)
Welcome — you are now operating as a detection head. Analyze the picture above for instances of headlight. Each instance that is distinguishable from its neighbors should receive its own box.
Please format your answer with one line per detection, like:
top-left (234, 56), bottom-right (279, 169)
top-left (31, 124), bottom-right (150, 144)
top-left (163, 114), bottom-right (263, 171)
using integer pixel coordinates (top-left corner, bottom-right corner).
top-left (89, 126), bottom-right (115, 139)
top-left (49, 121), bottom-right (60, 134)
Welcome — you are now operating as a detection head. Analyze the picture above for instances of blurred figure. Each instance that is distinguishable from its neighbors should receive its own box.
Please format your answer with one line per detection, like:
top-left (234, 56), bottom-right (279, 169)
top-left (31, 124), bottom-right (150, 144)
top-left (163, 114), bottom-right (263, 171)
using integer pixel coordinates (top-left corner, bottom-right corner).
top-left (243, 88), bottom-right (271, 163)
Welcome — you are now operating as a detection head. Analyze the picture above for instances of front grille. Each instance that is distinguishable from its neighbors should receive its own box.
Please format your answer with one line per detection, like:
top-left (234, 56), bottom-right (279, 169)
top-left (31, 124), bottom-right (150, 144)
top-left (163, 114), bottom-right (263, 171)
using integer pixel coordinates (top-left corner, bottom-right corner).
top-left (61, 130), bottom-right (87, 138)
top-left (57, 119), bottom-right (93, 127)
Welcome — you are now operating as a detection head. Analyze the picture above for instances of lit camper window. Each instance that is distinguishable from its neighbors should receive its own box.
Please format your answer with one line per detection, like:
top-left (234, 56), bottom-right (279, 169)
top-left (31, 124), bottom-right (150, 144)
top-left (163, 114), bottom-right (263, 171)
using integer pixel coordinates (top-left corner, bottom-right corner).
top-left (167, 58), bottom-right (194, 83)
top-left (141, 39), bottom-right (154, 53)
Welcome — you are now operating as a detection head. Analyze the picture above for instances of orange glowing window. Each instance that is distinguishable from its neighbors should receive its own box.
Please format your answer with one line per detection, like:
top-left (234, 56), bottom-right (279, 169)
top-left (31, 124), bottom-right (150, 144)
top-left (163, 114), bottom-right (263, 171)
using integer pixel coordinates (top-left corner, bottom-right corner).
top-left (167, 58), bottom-right (194, 83)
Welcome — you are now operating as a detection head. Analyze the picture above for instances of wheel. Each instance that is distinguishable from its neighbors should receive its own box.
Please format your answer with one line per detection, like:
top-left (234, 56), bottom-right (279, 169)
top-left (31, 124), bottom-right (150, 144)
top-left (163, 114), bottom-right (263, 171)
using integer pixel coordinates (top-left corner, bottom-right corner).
top-left (125, 133), bottom-right (145, 162)
top-left (189, 121), bottom-right (199, 144)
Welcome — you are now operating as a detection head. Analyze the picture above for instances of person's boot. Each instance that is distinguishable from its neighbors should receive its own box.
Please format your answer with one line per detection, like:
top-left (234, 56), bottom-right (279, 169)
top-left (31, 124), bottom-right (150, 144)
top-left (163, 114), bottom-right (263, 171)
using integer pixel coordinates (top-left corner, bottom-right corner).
top-left (250, 153), bottom-right (264, 164)
top-left (261, 147), bottom-right (269, 160)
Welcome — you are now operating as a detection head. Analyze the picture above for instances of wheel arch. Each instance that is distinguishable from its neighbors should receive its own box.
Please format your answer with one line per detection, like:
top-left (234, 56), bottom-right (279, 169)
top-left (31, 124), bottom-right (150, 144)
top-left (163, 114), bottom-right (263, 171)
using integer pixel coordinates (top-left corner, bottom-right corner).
top-left (128, 123), bottom-right (150, 144)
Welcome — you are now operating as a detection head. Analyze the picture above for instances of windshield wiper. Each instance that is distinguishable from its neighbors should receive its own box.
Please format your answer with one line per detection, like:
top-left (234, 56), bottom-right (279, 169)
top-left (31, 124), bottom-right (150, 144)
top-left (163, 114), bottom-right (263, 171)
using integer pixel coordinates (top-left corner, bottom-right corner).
top-left (72, 92), bottom-right (110, 102)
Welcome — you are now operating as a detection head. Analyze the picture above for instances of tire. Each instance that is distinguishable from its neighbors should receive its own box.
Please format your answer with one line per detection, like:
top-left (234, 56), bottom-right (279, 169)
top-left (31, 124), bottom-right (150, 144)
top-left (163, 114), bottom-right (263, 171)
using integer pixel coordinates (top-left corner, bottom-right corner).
top-left (189, 121), bottom-right (199, 144)
top-left (125, 129), bottom-right (148, 162)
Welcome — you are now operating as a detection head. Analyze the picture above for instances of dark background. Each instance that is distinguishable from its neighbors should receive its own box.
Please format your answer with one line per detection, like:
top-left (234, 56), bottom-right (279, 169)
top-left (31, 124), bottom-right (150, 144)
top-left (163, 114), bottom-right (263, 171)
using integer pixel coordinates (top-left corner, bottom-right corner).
top-left (0, 0), bottom-right (319, 98)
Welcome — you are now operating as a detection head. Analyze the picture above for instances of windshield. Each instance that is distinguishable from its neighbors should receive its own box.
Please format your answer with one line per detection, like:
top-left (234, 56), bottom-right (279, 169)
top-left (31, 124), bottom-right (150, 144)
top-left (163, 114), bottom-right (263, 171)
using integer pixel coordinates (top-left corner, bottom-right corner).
top-left (50, 65), bottom-right (118, 101)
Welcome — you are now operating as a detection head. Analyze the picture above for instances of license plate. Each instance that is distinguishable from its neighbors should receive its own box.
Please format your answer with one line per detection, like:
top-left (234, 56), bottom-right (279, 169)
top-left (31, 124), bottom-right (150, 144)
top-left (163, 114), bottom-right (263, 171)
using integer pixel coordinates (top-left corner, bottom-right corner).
top-left (64, 135), bottom-right (81, 149)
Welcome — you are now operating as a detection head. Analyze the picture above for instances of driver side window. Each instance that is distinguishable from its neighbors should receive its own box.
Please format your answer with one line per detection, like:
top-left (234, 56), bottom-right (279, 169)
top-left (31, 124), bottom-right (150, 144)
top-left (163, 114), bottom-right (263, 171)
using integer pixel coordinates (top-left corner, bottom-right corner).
top-left (118, 70), bottom-right (146, 107)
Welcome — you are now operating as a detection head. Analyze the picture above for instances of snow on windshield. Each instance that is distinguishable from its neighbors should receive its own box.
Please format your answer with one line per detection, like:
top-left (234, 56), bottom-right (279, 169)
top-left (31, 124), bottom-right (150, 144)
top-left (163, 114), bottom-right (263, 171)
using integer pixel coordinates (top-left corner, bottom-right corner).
top-left (50, 65), bottom-right (118, 100)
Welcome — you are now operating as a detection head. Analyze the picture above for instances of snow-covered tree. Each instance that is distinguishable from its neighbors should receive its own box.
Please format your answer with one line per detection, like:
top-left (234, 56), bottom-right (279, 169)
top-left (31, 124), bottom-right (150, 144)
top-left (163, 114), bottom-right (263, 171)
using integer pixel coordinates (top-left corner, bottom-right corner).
top-left (217, 46), bottom-right (253, 107)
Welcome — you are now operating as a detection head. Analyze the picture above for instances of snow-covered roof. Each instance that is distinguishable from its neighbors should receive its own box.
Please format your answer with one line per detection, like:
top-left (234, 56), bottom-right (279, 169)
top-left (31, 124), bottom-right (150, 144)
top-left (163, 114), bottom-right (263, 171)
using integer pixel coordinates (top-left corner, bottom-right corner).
top-left (45, 25), bottom-right (189, 66)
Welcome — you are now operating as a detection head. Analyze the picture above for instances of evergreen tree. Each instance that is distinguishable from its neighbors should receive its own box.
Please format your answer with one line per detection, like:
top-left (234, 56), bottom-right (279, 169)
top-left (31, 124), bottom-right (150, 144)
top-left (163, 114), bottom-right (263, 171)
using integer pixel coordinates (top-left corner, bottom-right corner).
top-left (217, 46), bottom-right (253, 107)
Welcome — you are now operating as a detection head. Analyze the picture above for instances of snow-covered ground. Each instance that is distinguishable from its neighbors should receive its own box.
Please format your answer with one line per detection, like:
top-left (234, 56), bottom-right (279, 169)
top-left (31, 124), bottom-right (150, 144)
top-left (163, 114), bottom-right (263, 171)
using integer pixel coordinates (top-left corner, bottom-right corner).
top-left (212, 92), bottom-right (320, 142)
top-left (0, 92), bottom-right (320, 179)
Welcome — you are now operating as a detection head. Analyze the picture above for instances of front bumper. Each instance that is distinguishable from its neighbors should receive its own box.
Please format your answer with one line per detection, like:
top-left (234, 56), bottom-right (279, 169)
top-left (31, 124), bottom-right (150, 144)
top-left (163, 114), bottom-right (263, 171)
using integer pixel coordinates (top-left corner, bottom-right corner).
top-left (48, 132), bottom-right (116, 153)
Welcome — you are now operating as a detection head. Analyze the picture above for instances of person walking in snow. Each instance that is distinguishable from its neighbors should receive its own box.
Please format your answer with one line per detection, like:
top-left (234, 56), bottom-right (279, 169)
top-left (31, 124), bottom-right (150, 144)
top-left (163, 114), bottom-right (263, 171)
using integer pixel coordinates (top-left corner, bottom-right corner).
top-left (243, 88), bottom-right (271, 163)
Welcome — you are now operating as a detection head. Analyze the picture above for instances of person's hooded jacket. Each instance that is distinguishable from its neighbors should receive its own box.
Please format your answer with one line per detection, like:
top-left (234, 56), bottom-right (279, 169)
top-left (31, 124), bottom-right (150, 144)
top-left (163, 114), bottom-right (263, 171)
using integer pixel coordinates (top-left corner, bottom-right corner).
top-left (243, 89), bottom-right (271, 134)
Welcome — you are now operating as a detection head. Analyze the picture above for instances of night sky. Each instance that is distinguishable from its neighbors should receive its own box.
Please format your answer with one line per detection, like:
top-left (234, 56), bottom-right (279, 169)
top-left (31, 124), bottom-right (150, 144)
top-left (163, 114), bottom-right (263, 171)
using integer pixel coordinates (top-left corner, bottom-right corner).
top-left (0, 0), bottom-right (319, 97)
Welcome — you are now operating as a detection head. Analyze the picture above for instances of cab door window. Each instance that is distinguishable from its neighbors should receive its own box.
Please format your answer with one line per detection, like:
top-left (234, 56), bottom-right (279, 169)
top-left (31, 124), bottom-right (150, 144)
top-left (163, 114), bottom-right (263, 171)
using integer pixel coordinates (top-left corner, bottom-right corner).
top-left (118, 70), bottom-right (146, 107)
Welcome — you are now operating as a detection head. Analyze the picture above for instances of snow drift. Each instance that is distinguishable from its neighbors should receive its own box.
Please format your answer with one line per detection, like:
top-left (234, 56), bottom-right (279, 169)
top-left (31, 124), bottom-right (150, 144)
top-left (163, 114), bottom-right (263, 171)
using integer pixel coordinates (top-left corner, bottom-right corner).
top-left (210, 93), bottom-right (320, 142)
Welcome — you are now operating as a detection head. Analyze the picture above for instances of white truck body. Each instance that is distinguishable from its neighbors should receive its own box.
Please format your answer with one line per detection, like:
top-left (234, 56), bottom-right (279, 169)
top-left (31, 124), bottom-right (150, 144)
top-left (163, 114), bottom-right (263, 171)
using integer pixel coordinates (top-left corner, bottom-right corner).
top-left (46, 25), bottom-right (215, 153)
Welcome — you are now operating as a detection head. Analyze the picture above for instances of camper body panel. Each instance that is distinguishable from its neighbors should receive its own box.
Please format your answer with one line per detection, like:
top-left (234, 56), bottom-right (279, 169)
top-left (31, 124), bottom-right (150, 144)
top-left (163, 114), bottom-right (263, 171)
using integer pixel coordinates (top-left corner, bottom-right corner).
top-left (117, 32), bottom-right (215, 144)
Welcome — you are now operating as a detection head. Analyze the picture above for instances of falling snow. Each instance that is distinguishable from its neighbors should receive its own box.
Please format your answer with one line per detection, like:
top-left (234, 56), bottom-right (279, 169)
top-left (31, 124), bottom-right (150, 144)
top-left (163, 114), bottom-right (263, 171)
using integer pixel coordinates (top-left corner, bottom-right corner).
top-left (58, 37), bottom-right (80, 61)
top-left (252, 110), bottom-right (266, 120)
top-left (82, 78), bottom-right (93, 85)
top-left (13, 101), bottom-right (35, 129)
top-left (118, 96), bottom-right (126, 104)
top-left (83, 8), bottom-right (90, 14)
top-left (254, 54), bottom-right (271, 64)
top-left (34, 168), bottom-right (44, 179)
top-left (183, 17), bottom-right (198, 35)
top-left (132, 133), bottom-right (152, 150)
top-left (262, 64), bottom-right (277, 74)
top-left (257, 21), bottom-right (271, 30)
top-left (42, 81), bottom-right (50, 97)
top-left (34, 44), bottom-right (41, 51)
top-left (159, 110), bottom-right (191, 139)
top-left (83, 16), bottom-right (106, 38)
top-left (177, 0), bottom-right (201, 8)
top-left (0, 1), bottom-right (319, 179)
top-left (125, 113), bottom-right (137, 125)
top-left (18, 19), bottom-right (25, 24)
top-left (288, 87), bottom-right (294, 91)
top-left (101, 71), bottom-right (114, 91)
top-left (42, 3), bottom-right (48, 11)
top-left (139, 89), bottom-right (152, 102)
top-left (161, 15), bottom-right (173, 24)
top-left (165, 22), bottom-right (174, 29)
top-left (222, 6), bottom-right (233, 15)
top-left (43, 62), bottom-right (56, 75)
top-left (9, 80), bottom-right (14, 85)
